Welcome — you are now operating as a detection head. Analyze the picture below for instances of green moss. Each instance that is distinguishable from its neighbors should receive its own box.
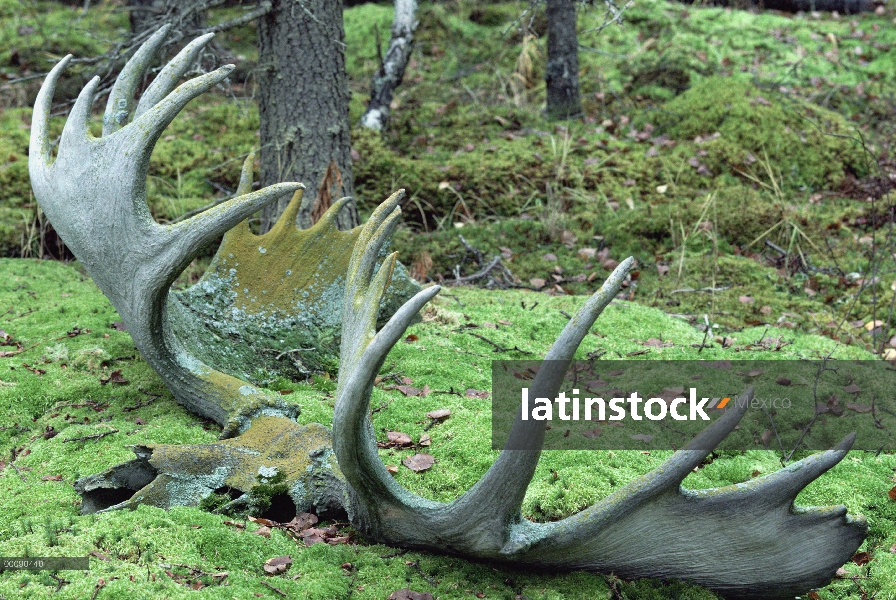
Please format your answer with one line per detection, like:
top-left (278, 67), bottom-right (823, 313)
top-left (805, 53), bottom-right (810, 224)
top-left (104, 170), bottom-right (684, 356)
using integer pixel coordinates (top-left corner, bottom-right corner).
top-left (652, 77), bottom-right (868, 190)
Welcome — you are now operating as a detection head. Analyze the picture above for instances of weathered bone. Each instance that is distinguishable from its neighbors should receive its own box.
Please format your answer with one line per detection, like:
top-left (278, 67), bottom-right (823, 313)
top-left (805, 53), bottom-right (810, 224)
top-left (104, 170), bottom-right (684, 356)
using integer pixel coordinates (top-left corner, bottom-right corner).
top-left (29, 27), bottom-right (416, 436)
top-left (32, 31), bottom-right (867, 600)
top-left (332, 204), bottom-right (868, 599)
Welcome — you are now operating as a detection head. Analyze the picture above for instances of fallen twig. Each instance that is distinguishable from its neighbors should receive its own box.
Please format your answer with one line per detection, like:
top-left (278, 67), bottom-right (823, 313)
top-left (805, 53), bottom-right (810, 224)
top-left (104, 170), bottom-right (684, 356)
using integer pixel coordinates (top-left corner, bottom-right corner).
top-left (259, 580), bottom-right (288, 597)
top-left (63, 429), bottom-right (119, 443)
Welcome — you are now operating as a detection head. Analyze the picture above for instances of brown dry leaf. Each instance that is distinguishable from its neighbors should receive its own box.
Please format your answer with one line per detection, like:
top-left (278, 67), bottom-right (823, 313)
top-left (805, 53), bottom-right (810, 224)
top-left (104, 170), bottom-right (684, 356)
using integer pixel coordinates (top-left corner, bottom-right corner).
top-left (583, 427), bottom-right (601, 438)
top-left (656, 264), bottom-right (670, 277)
top-left (775, 377), bottom-right (791, 386)
top-left (402, 453), bottom-right (435, 472)
top-left (388, 590), bottom-right (434, 600)
top-left (90, 551), bottom-right (111, 561)
top-left (851, 551), bottom-right (872, 566)
top-left (738, 295), bottom-right (754, 304)
top-left (418, 434), bottom-right (432, 447)
top-left (41, 474), bottom-right (63, 481)
top-left (404, 334), bottom-right (419, 343)
top-left (807, 592), bottom-right (821, 600)
top-left (284, 513), bottom-right (318, 533)
top-left (759, 305), bottom-right (773, 315)
top-left (465, 389), bottom-right (489, 399)
top-left (761, 429), bottom-right (774, 447)
top-left (888, 485), bottom-right (896, 501)
top-left (386, 464), bottom-right (399, 474)
top-left (577, 247), bottom-right (596, 260)
top-left (426, 409), bottom-right (451, 420)
top-left (396, 386), bottom-right (422, 397)
top-left (835, 567), bottom-right (849, 577)
top-left (530, 278), bottom-right (546, 289)
top-left (253, 526), bottom-right (271, 538)
top-left (542, 253), bottom-right (558, 261)
top-left (844, 383), bottom-right (861, 394)
top-left (846, 403), bottom-right (872, 413)
top-left (865, 319), bottom-right (884, 331)
top-left (263, 555), bottom-right (292, 576)
top-left (746, 369), bottom-right (763, 377)
top-left (101, 369), bottom-right (129, 386)
top-left (387, 431), bottom-right (413, 446)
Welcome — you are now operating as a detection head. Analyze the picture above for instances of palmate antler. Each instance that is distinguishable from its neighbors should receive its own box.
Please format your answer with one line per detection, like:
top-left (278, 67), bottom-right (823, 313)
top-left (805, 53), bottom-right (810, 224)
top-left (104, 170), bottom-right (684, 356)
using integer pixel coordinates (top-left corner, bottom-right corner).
top-left (333, 203), bottom-right (868, 599)
top-left (31, 28), bottom-right (867, 600)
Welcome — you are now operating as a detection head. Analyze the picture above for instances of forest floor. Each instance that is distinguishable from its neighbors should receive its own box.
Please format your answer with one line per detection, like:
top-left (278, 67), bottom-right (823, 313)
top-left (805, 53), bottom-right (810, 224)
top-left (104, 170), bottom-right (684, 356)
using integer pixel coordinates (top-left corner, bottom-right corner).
top-left (1, 0), bottom-right (896, 598)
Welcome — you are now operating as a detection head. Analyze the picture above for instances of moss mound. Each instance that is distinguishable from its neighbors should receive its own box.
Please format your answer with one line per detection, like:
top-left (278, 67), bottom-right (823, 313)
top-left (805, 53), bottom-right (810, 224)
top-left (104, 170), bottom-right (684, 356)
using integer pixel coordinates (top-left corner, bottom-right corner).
top-left (653, 77), bottom-right (868, 190)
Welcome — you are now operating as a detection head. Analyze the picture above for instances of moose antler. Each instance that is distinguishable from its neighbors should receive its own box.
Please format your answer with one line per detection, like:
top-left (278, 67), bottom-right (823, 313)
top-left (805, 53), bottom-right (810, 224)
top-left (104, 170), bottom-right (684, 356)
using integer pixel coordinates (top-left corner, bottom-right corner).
top-left (333, 203), bottom-right (868, 599)
top-left (29, 26), bottom-right (307, 435)
top-left (32, 29), bottom-right (867, 600)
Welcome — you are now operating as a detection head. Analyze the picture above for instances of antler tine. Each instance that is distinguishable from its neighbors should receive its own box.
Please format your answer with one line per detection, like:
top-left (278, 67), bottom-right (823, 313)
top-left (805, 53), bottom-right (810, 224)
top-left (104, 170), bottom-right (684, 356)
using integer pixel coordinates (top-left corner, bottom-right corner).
top-left (29, 54), bottom-right (72, 167)
top-left (59, 76), bottom-right (99, 150)
top-left (135, 32), bottom-right (215, 120)
top-left (446, 258), bottom-right (634, 529)
top-left (129, 64), bottom-right (235, 164)
top-left (103, 24), bottom-right (172, 135)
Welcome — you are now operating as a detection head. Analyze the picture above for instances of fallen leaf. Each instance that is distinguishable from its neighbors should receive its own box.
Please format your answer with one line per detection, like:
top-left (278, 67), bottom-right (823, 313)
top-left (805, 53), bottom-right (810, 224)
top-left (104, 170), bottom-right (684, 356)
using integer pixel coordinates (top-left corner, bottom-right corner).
top-left (630, 434), bottom-right (654, 443)
top-left (865, 319), bottom-right (884, 331)
top-left (388, 590), bottom-right (433, 600)
top-left (404, 334), bottom-right (419, 343)
top-left (134, 417), bottom-right (146, 425)
top-left (465, 389), bottom-right (489, 399)
top-left (583, 428), bottom-right (601, 438)
top-left (530, 278), bottom-right (546, 289)
top-left (396, 385), bottom-right (422, 397)
top-left (888, 486), bottom-right (896, 501)
top-left (843, 383), bottom-right (861, 394)
top-left (542, 253), bottom-right (558, 261)
top-left (254, 526), bottom-right (271, 538)
top-left (263, 555), bottom-right (292, 576)
top-left (775, 377), bottom-right (791, 386)
top-left (90, 551), bottom-right (110, 561)
top-left (851, 551), bottom-right (872, 566)
top-left (426, 409), bottom-right (451, 420)
top-left (386, 464), bottom-right (399, 474)
top-left (402, 453), bottom-right (435, 472)
top-left (387, 431), bottom-right (413, 446)
top-left (760, 305), bottom-right (773, 315)
top-left (41, 475), bottom-right (63, 481)
top-left (656, 264), bottom-right (670, 276)
top-left (738, 295), bottom-right (754, 304)
top-left (110, 322), bottom-right (127, 331)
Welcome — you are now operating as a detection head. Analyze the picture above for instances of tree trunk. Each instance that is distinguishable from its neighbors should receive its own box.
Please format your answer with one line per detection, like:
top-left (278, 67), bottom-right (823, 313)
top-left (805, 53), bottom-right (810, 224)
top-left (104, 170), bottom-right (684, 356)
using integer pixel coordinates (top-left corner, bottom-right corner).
top-left (257, 0), bottom-right (359, 231)
top-left (545, 0), bottom-right (581, 120)
top-left (360, 0), bottom-right (418, 131)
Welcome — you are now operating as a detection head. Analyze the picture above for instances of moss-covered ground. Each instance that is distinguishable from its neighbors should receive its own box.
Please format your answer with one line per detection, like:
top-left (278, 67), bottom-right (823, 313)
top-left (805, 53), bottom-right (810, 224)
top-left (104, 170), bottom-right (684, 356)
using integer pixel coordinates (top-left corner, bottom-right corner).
top-left (2, 0), bottom-right (896, 597)
top-left (1, 259), bottom-right (895, 599)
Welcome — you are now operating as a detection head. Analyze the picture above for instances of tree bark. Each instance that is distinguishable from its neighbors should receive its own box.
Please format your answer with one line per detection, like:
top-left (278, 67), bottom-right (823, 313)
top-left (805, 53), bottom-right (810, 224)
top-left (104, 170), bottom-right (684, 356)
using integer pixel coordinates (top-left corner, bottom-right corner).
top-left (257, 0), bottom-right (359, 231)
top-left (360, 0), bottom-right (418, 131)
top-left (545, 0), bottom-right (581, 120)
